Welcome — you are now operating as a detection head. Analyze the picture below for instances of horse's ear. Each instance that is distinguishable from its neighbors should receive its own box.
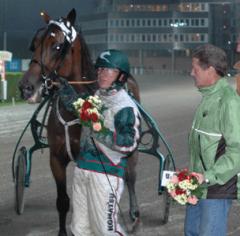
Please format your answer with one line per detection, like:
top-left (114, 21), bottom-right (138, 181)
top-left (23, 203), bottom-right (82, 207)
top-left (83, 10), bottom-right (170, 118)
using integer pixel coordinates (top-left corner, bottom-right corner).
top-left (40, 11), bottom-right (51, 24)
top-left (67, 8), bottom-right (76, 26)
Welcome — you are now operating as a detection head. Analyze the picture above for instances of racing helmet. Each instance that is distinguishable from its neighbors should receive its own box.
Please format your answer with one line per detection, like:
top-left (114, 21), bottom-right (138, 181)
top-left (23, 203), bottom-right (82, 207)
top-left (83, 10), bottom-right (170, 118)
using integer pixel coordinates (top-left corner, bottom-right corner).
top-left (95, 49), bottom-right (130, 75)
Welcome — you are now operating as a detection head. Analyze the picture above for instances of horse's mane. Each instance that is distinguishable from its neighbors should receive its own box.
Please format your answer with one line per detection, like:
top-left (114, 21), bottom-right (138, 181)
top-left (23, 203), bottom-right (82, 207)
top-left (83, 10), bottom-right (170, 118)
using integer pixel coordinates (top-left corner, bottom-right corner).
top-left (77, 31), bottom-right (98, 94)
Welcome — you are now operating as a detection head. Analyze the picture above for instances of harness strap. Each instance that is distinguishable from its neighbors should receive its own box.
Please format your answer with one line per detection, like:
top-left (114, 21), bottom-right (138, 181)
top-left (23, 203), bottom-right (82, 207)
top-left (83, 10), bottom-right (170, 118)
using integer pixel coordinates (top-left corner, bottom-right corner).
top-left (56, 97), bottom-right (80, 161)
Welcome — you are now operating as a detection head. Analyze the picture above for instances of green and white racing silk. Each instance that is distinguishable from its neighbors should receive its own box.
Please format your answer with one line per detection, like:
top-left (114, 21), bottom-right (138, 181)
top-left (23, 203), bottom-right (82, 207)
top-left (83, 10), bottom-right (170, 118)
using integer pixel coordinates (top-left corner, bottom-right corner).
top-left (77, 88), bottom-right (141, 178)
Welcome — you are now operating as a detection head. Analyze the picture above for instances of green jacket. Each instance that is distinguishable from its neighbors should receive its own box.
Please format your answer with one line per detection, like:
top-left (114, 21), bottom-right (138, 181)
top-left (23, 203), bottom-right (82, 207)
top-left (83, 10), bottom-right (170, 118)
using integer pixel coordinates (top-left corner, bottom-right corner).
top-left (189, 78), bottom-right (240, 199)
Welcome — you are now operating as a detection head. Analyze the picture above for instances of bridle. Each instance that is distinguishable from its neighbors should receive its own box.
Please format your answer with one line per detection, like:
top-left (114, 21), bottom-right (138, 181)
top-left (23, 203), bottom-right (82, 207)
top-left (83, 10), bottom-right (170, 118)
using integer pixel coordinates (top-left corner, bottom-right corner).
top-left (29, 18), bottom-right (96, 96)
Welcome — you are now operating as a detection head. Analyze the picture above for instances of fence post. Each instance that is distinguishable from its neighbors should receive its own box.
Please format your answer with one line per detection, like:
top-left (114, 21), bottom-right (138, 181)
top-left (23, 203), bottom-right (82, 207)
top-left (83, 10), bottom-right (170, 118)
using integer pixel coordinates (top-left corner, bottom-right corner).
top-left (0, 79), bottom-right (7, 100)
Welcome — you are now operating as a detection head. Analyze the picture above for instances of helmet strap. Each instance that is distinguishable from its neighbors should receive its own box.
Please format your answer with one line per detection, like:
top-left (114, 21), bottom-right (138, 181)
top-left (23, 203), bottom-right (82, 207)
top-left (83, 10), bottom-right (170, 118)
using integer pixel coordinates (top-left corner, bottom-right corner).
top-left (114, 71), bottom-right (128, 87)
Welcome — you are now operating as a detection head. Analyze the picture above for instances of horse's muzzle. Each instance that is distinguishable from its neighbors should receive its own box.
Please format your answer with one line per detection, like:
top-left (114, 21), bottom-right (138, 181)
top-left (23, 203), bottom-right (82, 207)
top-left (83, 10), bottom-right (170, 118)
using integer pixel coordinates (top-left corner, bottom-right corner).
top-left (18, 81), bottom-right (35, 100)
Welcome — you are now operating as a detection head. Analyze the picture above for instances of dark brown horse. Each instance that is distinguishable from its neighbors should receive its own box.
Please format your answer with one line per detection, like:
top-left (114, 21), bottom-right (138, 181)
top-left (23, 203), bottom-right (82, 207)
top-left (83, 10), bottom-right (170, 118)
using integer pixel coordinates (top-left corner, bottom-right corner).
top-left (19, 9), bottom-right (140, 236)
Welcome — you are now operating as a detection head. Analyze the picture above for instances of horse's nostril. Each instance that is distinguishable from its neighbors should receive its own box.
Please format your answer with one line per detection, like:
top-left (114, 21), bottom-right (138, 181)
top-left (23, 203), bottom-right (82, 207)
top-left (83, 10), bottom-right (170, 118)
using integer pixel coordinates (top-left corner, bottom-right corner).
top-left (18, 82), bottom-right (35, 100)
top-left (26, 85), bottom-right (34, 91)
top-left (19, 79), bottom-right (34, 91)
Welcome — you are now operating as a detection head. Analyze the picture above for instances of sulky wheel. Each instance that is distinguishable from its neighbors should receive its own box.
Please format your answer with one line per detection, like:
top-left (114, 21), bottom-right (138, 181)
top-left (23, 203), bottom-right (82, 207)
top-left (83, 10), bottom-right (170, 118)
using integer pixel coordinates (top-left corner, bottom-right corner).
top-left (159, 154), bottom-right (175, 224)
top-left (15, 146), bottom-right (27, 215)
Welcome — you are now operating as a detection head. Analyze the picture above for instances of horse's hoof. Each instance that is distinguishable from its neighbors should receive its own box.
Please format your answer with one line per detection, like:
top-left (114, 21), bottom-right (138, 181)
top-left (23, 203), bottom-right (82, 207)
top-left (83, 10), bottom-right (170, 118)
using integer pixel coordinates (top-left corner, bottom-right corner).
top-left (128, 217), bottom-right (140, 234)
top-left (129, 210), bottom-right (140, 222)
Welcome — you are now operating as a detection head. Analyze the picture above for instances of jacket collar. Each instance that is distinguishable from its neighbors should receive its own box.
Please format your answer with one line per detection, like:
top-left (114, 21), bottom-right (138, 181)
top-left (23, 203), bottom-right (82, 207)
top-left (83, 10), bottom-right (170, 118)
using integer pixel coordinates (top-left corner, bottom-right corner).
top-left (198, 78), bottom-right (228, 97)
top-left (99, 83), bottom-right (122, 96)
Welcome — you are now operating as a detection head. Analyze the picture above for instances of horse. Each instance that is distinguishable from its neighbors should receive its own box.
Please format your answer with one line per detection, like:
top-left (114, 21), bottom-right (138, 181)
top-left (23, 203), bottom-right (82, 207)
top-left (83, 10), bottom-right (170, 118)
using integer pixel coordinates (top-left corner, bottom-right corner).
top-left (19, 9), bottom-right (140, 236)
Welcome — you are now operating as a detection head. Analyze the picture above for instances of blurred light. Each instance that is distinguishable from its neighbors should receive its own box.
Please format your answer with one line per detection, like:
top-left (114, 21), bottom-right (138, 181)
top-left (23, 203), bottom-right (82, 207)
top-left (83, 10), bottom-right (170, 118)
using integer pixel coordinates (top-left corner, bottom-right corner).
top-left (228, 41), bottom-right (231, 45)
top-left (40, 12), bottom-right (44, 16)
top-left (170, 22), bottom-right (186, 27)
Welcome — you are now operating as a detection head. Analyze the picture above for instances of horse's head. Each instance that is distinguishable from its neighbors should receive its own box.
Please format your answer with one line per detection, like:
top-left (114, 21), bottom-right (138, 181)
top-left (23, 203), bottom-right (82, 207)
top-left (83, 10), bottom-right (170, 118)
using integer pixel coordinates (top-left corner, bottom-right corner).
top-left (19, 9), bottom-right (96, 103)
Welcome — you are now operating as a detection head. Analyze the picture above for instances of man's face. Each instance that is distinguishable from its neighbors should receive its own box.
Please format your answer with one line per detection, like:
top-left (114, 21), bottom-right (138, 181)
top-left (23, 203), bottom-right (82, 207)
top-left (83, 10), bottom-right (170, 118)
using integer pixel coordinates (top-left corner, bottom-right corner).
top-left (97, 67), bottom-right (120, 89)
top-left (191, 58), bottom-right (215, 88)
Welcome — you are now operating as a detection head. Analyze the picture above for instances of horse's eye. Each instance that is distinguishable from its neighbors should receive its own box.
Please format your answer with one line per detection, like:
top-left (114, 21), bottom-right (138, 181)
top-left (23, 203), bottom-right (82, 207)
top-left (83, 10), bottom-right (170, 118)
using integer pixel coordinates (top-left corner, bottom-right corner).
top-left (52, 43), bottom-right (62, 51)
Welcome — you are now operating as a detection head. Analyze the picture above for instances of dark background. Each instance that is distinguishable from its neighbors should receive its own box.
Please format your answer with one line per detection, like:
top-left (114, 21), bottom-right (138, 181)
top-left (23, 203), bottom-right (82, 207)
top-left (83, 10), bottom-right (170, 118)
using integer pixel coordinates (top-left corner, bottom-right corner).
top-left (0, 0), bottom-right (96, 58)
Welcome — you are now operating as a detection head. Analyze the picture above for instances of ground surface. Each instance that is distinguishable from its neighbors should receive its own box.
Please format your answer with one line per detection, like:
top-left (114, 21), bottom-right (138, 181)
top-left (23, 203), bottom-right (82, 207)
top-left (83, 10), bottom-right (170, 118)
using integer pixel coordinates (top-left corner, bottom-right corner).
top-left (0, 76), bottom-right (239, 236)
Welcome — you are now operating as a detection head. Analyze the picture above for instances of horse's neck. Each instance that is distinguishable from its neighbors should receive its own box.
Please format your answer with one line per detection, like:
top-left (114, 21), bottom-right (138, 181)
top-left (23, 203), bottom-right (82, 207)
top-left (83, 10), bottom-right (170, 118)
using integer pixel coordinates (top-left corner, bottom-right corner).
top-left (70, 38), bottom-right (83, 80)
top-left (70, 37), bottom-right (97, 94)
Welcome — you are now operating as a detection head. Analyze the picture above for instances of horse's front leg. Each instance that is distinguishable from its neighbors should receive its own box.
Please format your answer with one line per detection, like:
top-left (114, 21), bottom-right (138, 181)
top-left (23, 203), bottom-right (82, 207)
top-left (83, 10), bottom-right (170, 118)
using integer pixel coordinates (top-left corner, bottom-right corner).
top-left (125, 150), bottom-right (139, 222)
top-left (50, 155), bottom-right (70, 236)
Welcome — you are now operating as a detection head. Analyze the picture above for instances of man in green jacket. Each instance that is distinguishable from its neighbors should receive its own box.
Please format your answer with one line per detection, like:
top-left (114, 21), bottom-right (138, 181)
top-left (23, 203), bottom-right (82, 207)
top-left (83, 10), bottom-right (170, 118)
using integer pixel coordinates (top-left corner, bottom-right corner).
top-left (184, 44), bottom-right (240, 236)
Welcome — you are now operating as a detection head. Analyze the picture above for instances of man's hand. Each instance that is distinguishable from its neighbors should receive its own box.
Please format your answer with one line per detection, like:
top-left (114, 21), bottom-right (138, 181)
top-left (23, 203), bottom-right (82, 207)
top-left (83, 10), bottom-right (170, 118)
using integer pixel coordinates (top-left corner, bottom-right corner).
top-left (191, 172), bottom-right (205, 184)
top-left (57, 77), bottom-right (79, 113)
top-left (58, 77), bottom-right (69, 87)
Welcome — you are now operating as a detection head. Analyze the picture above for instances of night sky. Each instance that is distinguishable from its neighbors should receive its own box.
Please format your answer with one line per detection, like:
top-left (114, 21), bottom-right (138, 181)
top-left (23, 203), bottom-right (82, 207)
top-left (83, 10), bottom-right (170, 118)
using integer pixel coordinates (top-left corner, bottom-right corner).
top-left (0, 0), bottom-right (97, 57)
top-left (3, 0), bottom-right (97, 30)
top-left (78, 0), bottom-right (95, 13)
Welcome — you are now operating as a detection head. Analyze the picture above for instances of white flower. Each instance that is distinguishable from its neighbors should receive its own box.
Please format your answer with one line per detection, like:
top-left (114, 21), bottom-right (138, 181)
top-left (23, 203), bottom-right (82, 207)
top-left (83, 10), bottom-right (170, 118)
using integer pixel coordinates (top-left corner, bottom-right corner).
top-left (178, 180), bottom-right (198, 191)
top-left (175, 194), bottom-right (188, 205)
top-left (73, 98), bottom-right (84, 109)
top-left (188, 183), bottom-right (198, 190)
top-left (87, 95), bottom-right (102, 109)
top-left (88, 108), bottom-right (100, 116)
top-left (179, 180), bottom-right (190, 190)
top-left (166, 182), bottom-right (176, 191)
top-left (186, 189), bottom-right (191, 196)
top-left (88, 95), bottom-right (100, 103)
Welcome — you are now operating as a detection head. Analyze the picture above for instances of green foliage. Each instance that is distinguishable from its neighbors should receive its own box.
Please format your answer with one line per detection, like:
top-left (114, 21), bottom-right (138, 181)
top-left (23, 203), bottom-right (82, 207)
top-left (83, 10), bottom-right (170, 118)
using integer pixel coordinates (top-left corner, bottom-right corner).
top-left (2, 72), bottom-right (23, 101)
top-left (0, 100), bottom-right (25, 107)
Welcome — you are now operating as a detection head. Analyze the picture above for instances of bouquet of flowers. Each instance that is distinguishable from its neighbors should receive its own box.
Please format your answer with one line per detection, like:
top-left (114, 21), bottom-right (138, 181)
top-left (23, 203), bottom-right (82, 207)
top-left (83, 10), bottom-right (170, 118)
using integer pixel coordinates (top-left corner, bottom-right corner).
top-left (166, 169), bottom-right (203, 205)
top-left (73, 95), bottom-right (107, 133)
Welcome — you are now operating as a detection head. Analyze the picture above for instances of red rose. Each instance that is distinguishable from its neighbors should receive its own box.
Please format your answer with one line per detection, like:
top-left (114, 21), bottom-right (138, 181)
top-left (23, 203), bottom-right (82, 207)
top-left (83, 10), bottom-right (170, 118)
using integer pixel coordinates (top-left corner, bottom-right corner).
top-left (82, 101), bottom-right (92, 110)
top-left (175, 188), bottom-right (186, 195)
top-left (80, 110), bottom-right (90, 121)
top-left (90, 113), bottom-right (99, 122)
top-left (178, 170), bottom-right (188, 181)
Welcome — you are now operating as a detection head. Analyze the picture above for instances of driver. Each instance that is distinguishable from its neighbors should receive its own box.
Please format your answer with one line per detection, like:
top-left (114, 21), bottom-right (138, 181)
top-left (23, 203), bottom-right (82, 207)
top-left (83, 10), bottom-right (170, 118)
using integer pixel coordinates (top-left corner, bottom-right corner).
top-left (63, 49), bottom-right (141, 236)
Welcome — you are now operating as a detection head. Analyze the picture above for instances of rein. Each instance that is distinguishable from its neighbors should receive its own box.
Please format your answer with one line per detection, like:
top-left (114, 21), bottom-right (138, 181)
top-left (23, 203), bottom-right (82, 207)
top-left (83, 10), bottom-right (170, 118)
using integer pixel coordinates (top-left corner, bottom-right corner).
top-left (52, 80), bottom-right (97, 85)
